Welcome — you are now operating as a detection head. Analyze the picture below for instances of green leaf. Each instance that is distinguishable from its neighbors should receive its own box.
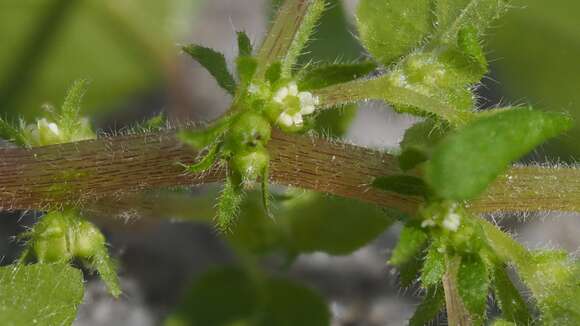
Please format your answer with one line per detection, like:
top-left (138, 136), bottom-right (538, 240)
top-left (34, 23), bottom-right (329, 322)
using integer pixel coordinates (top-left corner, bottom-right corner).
top-left (92, 249), bottom-right (122, 298)
top-left (425, 108), bottom-right (573, 200)
top-left (0, 117), bottom-right (27, 146)
top-left (182, 44), bottom-right (237, 95)
top-left (372, 175), bottom-right (429, 198)
top-left (236, 56), bottom-right (258, 86)
top-left (182, 141), bottom-right (221, 174)
top-left (399, 120), bottom-right (448, 171)
top-left (389, 225), bottom-right (428, 267)
top-left (178, 116), bottom-right (233, 150)
top-left (492, 264), bottom-right (532, 325)
top-left (58, 78), bottom-right (89, 134)
top-left (421, 243), bottom-right (446, 288)
top-left (409, 286), bottom-right (445, 326)
top-left (265, 62), bottom-right (282, 85)
top-left (457, 254), bottom-right (489, 325)
top-left (286, 193), bottom-right (394, 255)
top-left (0, 263), bottom-right (84, 326)
top-left (434, 0), bottom-right (511, 43)
top-left (257, 277), bottom-right (330, 326)
top-left (165, 267), bottom-right (258, 326)
top-left (298, 62), bottom-right (376, 90)
top-left (237, 31), bottom-right (253, 57)
top-left (356, 0), bottom-right (433, 66)
top-left (399, 248), bottom-right (425, 287)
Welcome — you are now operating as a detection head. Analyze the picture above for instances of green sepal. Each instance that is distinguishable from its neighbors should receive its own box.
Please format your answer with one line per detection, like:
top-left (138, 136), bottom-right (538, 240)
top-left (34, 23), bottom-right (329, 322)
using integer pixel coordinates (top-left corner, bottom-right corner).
top-left (491, 264), bottom-right (532, 325)
top-left (216, 174), bottom-right (245, 232)
top-left (237, 31), bottom-right (253, 57)
top-left (457, 254), bottom-right (489, 325)
top-left (425, 108), bottom-right (573, 200)
top-left (356, 0), bottom-right (433, 66)
top-left (59, 78), bottom-right (89, 135)
top-left (182, 44), bottom-right (237, 95)
top-left (91, 248), bottom-right (122, 298)
top-left (297, 61), bottom-right (376, 90)
top-left (181, 141), bottom-right (222, 174)
top-left (178, 116), bottom-right (233, 150)
top-left (421, 242), bottom-right (446, 288)
top-left (389, 224), bottom-right (428, 267)
top-left (409, 286), bottom-right (445, 326)
top-left (372, 175), bottom-right (429, 198)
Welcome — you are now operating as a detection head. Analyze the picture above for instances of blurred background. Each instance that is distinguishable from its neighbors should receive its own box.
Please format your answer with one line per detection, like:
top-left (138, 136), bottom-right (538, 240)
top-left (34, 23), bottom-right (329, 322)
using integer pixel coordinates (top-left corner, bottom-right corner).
top-left (0, 0), bottom-right (579, 325)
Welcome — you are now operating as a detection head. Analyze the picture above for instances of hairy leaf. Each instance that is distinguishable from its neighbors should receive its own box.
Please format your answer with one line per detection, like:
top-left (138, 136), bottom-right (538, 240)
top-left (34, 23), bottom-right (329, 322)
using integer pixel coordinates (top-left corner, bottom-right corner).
top-left (421, 243), bottom-right (446, 288)
top-left (237, 31), bottom-right (253, 57)
top-left (356, 0), bottom-right (433, 66)
top-left (425, 108), bottom-right (573, 200)
top-left (182, 44), bottom-right (237, 95)
top-left (492, 264), bottom-right (532, 325)
top-left (409, 287), bottom-right (445, 326)
top-left (298, 62), bottom-right (376, 90)
top-left (92, 249), bottom-right (122, 298)
top-left (0, 117), bottom-right (27, 146)
top-left (182, 141), bottom-right (221, 174)
top-left (399, 248), bottom-right (426, 287)
top-left (236, 56), bottom-right (258, 86)
top-left (399, 120), bottom-right (448, 170)
top-left (457, 254), bottom-right (489, 325)
top-left (389, 225), bottom-right (428, 267)
top-left (59, 78), bottom-right (89, 134)
top-left (0, 264), bottom-right (84, 326)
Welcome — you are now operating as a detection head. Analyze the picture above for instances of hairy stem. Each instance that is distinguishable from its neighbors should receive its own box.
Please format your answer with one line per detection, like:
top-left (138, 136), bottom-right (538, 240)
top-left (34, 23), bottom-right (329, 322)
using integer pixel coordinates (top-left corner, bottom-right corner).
top-left (0, 129), bottom-right (578, 214)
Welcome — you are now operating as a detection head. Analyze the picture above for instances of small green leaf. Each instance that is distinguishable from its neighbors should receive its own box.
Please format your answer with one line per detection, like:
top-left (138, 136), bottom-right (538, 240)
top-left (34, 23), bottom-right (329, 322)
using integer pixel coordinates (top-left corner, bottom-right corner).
top-left (421, 243), bottom-right (446, 288)
top-left (165, 267), bottom-right (258, 326)
top-left (257, 277), bottom-right (330, 326)
top-left (182, 44), bottom-right (237, 95)
top-left (425, 108), bottom-right (573, 200)
top-left (389, 225), bottom-right (428, 267)
top-left (236, 56), bottom-right (258, 86)
top-left (216, 175), bottom-right (245, 232)
top-left (182, 141), bottom-right (221, 174)
top-left (492, 264), bottom-right (532, 325)
top-left (399, 249), bottom-right (425, 287)
top-left (92, 249), bottom-right (122, 298)
top-left (457, 254), bottom-right (489, 325)
top-left (399, 120), bottom-right (449, 170)
top-left (0, 117), bottom-right (26, 146)
top-left (434, 0), bottom-right (511, 43)
top-left (372, 175), bottom-right (429, 198)
top-left (356, 0), bottom-right (433, 66)
top-left (178, 116), bottom-right (233, 150)
top-left (265, 62), bottom-right (282, 85)
top-left (0, 263), bottom-right (84, 326)
top-left (59, 78), bottom-right (89, 135)
top-left (237, 31), bottom-right (253, 57)
top-left (409, 286), bottom-right (445, 326)
top-left (298, 62), bottom-right (376, 90)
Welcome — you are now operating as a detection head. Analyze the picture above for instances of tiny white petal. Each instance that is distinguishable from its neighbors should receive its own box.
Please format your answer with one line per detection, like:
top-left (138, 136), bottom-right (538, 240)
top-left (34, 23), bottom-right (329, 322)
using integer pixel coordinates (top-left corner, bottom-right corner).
top-left (287, 82), bottom-right (298, 96)
top-left (277, 112), bottom-right (293, 127)
top-left (298, 92), bottom-right (314, 106)
top-left (442, 212), bottom-right (461, 231)
top-left (273, 87), bottom-right (289, 103)
top-left (301, 105), bottom-right (315, 115)
top-left (421, 219), bottom-right (435, 228)
top-left (292, 113), bottom-right (303, 126)
top-left (48, 122), bottom-right (60, 135)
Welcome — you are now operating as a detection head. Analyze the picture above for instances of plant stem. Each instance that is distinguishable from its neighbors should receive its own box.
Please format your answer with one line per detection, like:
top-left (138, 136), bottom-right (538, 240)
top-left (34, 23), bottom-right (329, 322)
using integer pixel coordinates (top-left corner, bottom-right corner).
top-left (0, 129), bottom-right (579, 214)
top-left (443, 256), bottom-right (473, 326)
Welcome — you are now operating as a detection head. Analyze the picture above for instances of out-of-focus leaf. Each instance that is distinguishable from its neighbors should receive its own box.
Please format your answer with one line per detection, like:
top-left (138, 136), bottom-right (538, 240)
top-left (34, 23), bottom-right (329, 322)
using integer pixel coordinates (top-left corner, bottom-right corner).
top-left (356, 0), bottom-right (433, 67)
top-left (425, 108), bottom-right (572, 200)
top-left (492, 264), bottom-right (532, 325)
top-left (0, 263), bottom-right (84, 326)
top-left (164, 267), bottom-right (258, 326)
top-left (372, 175), bottom-right (429, 198)
top-left (389, 224), bottom-right (428, 266)
top-left (490, 0), bottom-right (580, 158)
top-left (237, 31), bottom-right (253, 57)
top-left (0, 0), bottom-right (199, 119)
top-left (285, 193), bottom-right (394, 255)
top-left (298, 62), bottom-right (376, 91)
top-left (257, 277), bottom-right (330, 326)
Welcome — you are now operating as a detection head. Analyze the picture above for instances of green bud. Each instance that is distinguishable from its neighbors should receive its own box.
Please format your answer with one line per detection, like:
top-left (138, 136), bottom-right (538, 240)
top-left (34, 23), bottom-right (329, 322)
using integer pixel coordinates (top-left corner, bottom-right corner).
top-left (72, 220), bottom-right (106, 259)
top-left (30, 213), bottom-right (73, 263)
top-left (226, 112), bottom-right (272, 150)
top-left (231, 147), bottom-right (270, 183)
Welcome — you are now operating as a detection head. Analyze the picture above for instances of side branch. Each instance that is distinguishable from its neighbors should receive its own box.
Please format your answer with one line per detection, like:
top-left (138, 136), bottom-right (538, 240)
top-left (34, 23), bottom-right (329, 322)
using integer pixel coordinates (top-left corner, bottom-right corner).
top-left (0, 129), bottom-right (578, 214)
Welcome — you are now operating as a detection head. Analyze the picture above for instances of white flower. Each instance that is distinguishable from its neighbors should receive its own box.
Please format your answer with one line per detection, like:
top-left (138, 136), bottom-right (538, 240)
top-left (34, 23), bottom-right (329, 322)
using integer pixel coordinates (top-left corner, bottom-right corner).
top-left (442, 211), bottom-right (461, 231)
top-left (273, 82), bottom-right (319, 128)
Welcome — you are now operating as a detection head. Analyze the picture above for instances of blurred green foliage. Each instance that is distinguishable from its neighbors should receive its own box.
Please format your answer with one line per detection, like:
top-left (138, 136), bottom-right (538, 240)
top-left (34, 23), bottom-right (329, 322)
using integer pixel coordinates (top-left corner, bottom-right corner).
top-left (0, 0), bottom-right (199, 119)
top-left (489, 0), bottom-right (580, 158)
